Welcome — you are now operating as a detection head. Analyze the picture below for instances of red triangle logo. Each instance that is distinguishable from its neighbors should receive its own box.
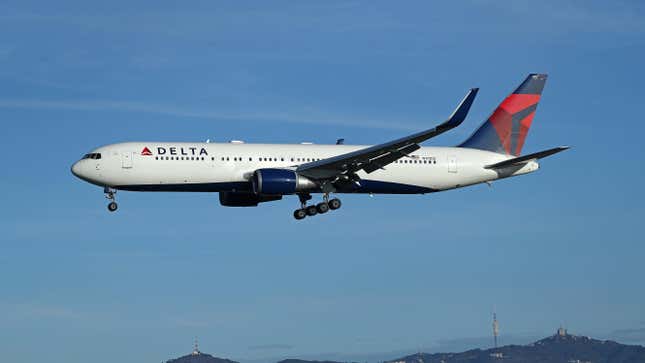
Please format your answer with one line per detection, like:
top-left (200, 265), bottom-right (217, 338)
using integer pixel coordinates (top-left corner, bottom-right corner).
top-left (141, 147), bottom-right (153, 156)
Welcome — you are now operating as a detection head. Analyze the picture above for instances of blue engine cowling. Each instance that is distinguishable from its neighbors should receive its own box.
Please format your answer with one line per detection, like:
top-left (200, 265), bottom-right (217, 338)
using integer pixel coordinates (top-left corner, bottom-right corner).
top-left (252, 168), bottom-right (317, 195)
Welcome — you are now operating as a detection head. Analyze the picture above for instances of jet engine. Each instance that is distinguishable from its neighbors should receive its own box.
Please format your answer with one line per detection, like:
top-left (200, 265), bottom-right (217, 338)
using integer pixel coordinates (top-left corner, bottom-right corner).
top-left (252, 168), bottom-right (318, 195)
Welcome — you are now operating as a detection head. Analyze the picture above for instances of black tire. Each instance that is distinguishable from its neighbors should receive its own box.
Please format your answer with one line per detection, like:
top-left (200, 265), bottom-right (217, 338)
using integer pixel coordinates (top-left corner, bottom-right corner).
top-left (305, 205), bottom-right (318, 216)
top-left (107, 202), bottom-right (118, 212)
top-left (316, 202), bottom-right (329, 214)
top-left (293, 209), bottom-right (307, 220)
top-left (328, 198), bottom-right (341, 210)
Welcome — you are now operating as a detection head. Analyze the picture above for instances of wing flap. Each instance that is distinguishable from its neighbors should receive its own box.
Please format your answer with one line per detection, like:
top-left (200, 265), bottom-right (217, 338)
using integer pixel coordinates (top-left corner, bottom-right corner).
top-left (362, 143), bottom-right (420, 174)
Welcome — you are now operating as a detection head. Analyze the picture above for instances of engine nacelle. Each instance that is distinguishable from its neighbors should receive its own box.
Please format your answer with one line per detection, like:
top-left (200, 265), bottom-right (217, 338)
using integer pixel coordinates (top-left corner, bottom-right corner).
top-left (252, 168), bottom-right (318, 195)
top-left (219, 191), bottom-right (282, 207)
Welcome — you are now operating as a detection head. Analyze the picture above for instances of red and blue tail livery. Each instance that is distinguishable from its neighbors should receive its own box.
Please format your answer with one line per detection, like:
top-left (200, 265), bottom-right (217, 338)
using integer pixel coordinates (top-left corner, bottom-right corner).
top-left (460, 73), bottom-right (547, 156)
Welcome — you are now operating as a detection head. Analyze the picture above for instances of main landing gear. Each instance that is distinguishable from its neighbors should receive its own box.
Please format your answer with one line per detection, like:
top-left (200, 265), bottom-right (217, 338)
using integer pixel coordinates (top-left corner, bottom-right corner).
top-left (293, 193), bottom-right (342, 220)
top-left (105, 187), bottom-right (118, 212)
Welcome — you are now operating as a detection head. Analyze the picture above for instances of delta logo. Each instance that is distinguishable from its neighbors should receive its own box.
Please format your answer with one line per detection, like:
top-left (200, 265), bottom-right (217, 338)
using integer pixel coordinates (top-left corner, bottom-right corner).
top-left (141, 147), bottom-right (153, 156)
top-left (140, 146), bottom-right (209, 156)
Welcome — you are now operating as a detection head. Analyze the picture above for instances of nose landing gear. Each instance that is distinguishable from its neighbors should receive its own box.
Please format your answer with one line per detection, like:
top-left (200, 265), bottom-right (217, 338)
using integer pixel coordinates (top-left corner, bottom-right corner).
top-left (104, 187), bottom-right (118, 212)
top-left (293, 193), bottom-right (341, 220)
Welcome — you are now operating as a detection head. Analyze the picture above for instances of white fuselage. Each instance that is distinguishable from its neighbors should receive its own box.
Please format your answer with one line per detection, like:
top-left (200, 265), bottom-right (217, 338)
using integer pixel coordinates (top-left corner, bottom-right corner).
top-left (71, 142), bottom-right (538, 194)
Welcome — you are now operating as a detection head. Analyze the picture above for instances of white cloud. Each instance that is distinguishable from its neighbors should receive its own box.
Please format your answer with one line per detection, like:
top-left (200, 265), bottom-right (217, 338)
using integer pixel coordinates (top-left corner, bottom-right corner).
top-left (0, 98), bottom-right (425, 131)
top-left (0, 302), bottom-right (85, 320)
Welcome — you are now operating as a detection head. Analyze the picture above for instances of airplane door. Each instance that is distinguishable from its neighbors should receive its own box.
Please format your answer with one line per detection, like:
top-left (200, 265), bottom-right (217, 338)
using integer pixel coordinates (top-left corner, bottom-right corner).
top-left (121, 152), bottom-right (133, 169)
top-left (448, 155), bottom-right (457, 173)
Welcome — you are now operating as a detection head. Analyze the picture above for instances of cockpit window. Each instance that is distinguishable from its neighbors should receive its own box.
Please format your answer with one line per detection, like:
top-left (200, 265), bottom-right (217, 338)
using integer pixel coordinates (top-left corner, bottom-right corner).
top-left (82, 153), bottom-right (101, 160)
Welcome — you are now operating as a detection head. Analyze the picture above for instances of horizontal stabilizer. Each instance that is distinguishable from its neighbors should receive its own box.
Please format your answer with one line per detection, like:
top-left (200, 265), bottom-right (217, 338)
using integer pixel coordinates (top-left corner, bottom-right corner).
top-left (484, 146), bottom-right (569, 169)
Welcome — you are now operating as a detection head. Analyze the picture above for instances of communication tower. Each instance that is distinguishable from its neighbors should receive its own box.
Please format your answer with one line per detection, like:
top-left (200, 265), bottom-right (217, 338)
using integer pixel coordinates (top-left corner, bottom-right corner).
top-left (492, 311), bottom-right (499, 349)
top-left (192, 337), bottom-right (200, 356)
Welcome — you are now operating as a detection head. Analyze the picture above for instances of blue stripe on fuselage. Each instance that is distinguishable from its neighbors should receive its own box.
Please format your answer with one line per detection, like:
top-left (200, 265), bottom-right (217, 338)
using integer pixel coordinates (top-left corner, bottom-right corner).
top-left (114, 180), bottom-right (435, 194)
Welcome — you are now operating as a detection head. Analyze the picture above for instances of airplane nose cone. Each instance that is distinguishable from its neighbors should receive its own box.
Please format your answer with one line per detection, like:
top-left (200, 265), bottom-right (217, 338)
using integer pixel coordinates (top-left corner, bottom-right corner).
top-left (71, 162), bottom-right (81, 178)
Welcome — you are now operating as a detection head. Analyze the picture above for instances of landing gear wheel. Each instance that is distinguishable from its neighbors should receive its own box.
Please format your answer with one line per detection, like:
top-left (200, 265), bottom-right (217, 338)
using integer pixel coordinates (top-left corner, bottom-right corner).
top-left (293, 209), bottom-right (307, 220)
top-left (104, 187), bottom-right (118, 212)
top-left (316, 202), bottom-right (329, 214)
top-left (107, 201), bottom-right (118, 212)
top-left (328, 198), bottom-right (342, 210)
top-left (305, 205), bottom-right (318, 216)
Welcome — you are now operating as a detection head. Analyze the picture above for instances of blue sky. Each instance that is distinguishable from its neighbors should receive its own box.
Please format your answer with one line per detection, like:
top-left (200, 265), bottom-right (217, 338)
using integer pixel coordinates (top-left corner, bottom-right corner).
top-left (1, 1), bottom-right (645, 363)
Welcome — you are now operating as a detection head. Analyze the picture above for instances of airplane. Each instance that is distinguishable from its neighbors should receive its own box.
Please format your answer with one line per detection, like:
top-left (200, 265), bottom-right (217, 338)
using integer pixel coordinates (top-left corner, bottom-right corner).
top-left (71, 74), bottom-right (568, 220)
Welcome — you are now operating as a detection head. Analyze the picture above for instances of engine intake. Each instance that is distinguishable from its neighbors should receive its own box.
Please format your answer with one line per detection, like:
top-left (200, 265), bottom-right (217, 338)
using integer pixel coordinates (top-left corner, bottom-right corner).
top-left (252, 168), bottom-right (318, 195)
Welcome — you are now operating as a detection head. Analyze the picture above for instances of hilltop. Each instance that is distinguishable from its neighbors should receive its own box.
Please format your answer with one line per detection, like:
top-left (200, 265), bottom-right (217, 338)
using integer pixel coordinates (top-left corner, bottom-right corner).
top-left (388, 329), bottom-right (645, 363)
top-left (166, 351), bottom-right (240, 363)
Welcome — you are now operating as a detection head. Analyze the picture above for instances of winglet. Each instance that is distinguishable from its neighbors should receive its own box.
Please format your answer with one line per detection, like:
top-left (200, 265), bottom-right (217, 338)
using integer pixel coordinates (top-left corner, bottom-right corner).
top-left (442, 88), bottom-right (479, 129)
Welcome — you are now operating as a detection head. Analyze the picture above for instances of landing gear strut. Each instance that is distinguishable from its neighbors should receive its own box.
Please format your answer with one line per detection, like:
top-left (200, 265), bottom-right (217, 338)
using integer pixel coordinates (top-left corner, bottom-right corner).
top-left (104, 187), bottom-right (118, 212)
top-left (292, 193), bottom-right (341, 220)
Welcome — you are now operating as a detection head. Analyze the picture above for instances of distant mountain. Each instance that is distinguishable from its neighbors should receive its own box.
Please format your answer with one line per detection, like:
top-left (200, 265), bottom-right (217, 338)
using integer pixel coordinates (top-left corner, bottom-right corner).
top-left (388, 330), bottom-right (645, 363)
top-left (166, 351), bottom-right (240, 363)
top-left (277, 360), bottom-right (356, 363)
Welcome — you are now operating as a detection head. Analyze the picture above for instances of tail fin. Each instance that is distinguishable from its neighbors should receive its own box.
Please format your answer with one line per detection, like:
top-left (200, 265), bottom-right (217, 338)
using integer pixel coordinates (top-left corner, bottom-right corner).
top-left (459, 74), bottom-right (547, 156)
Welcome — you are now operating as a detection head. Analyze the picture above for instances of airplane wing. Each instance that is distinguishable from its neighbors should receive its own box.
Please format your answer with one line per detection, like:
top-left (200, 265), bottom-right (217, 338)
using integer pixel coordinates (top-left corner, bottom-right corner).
top-left (296, 88), bottom-right (479, 181)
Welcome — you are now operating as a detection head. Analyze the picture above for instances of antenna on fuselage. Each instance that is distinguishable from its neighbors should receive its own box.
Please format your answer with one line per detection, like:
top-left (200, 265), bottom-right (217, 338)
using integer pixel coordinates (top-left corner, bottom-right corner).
top-left (336, 138), bottom-right (345, 145)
